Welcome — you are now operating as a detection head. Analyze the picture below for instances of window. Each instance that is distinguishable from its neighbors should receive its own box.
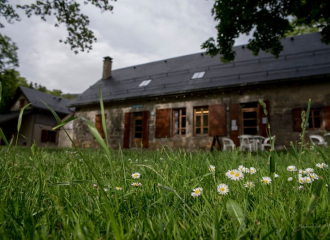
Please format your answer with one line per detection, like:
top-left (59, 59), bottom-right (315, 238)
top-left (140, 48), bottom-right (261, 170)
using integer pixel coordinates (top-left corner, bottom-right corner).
top-left (95, 114), bottom-right (107, 138)
top-left (241, 102), bottom-right (259, 135)
top-left (41, 130), bottom-right (57, 143)
top-left (139, 79), bottom-right (152, 87)
top-left (19, 99), bottom-right (25, 109)
top-left (307, 109), bottom-right (322, 129)
top-left (191, 71), bottom-right (205, 79)
top-left (194, 107), bottom-right (209, 135)
top-left (172, 108), bottom-right (186, 136)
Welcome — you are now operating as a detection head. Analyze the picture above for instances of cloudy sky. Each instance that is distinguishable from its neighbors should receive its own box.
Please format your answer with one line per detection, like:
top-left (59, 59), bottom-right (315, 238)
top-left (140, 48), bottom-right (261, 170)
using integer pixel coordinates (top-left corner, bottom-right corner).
top-left (2, 0), bottom-right (249, 94)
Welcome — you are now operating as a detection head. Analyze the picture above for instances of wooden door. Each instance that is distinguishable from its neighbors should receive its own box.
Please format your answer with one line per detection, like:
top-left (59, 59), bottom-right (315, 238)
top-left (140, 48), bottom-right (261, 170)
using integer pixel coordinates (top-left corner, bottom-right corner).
top-left (241, 107), bottom-right (259, 135)
top-left (133, 113), bottom-right (144, 147)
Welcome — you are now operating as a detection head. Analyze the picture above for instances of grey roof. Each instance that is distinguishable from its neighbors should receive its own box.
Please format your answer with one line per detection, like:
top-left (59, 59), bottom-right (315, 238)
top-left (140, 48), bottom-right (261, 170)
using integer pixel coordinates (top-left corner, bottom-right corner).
top-left (69, 33), bottom-right (330, 107)
top-left (0, 110), bottom-right (32, 124)
top-left (19, 86), bottom-right (73, 114)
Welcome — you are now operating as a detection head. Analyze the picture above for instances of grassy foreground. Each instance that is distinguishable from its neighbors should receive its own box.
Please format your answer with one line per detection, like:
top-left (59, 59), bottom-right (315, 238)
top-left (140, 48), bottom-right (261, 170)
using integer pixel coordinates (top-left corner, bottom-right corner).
top-left (0, 146), bottom-right (330, 239)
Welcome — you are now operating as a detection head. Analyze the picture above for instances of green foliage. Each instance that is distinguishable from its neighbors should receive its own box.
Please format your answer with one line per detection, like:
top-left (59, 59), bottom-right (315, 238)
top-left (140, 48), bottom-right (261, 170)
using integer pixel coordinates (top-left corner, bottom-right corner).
top-left (203, 0), bottom-right (330, 62)
top-left (1, 0), bottom-right (116, 54)
top-left (0, 33), bottom-right (18, 73)
top-left (0, 148), bottom-right (329, 238)
top-left (0, 69), bottom-right (28, 112)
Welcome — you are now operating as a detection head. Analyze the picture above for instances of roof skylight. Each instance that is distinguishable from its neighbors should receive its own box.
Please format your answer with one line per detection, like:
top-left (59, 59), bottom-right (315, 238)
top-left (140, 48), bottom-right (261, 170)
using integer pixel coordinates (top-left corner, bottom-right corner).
top-left (191, 71), bottom-right (205, 79)
top-left (138, 79), bottom-right (152, 87)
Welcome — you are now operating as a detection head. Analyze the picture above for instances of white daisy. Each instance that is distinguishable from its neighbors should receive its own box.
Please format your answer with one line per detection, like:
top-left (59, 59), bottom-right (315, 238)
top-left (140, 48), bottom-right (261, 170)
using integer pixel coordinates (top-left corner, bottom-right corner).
top-left (316, 163), bottom-right (329, 169)
top-left (274, 173), bottom-right (279, 178)
top-left (191, 187), bottom-right (203, 198)
top-left (305, 168), bottom-right (314, 174)
top-left (103, 188), bottom-right (109, 192)
top-left (305, 177), bottom-right (312, 184)
top-left (230, 170), bottom-right (244, 181)
top-left (115, 187), bottom-right (122, 191)
top-left (309, 173), bottom-right (319, 180)
top-left (209, 165), bottom-right (216, 172)
top-left (298, 177), bottom-right (305, 184)
top-left (238, 165), bottom-right (245, 172)
top-left (249, 167), bottom-right (257, 174)
top-left (298, 186), bottom-right (304, 190)
top-left (242, 167), bottom-right (250, 173)
top-left (287, 166), bottom-right (297, 172)
top-left (217, 183), bottom-right (229, 195)
top-left (288, 177), bottom-right (293, 181)
top-left (244, 181), bottom-right (255, 188)
top-left (262, 177), bottom-right (272, 185)
top-left (131, 182), bottom-right (142, 187)
top-left (132, 172), bottom-right (141, 179)
top-left (93, 184), bottom-right (98, 188)
top-left (225, 170), bottom-right (236, 178)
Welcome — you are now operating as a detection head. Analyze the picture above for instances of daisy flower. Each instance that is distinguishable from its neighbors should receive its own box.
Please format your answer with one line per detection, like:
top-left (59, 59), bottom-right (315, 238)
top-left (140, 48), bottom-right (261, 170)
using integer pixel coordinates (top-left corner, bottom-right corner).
top-left (231, 170), bottom-right (244, 181)
top-left (262, 177), bottom-right (272, 185)
top-left (287, 166), bottom-right (297, 172)
top-left (93, 184), bottom-right (98, 188)
top-left (115, 187), bottom-right (122, 191)
top-left (249, 167), bottom-right (257, 174)
top-left (191, 187), bottom-right (203, 198)
top-left (309, 173), bottom-right (319, 180)
top-left (274, 173), bottom-right (279, 178)
top-left (217, 183), bottom-right (229, 195)
top-left (298, 186), bottom-right (304, 190)
top-left (225, 170), bottom-right (236, 178)
top-left (238, 165), bottom-right (245, 172)
top-left (305, 168), bottom-right (314, 174)
top-left (244, 181), bottom-right (255, 188)
top-left (131, 182), bottom-right (142, 187)
top-left (209, 165), bottom-right (216, 172)
top-left (288, 177), bottom-right (293, 181)
top-left (242, 167), bottom-right (250, 173)
top-left (316, 163), bottom-right (329, 169)
top-left (103, 188), bottom-right (109, 192)
top-left (132, 172), bottom-right (141, 179)
top-left (298, 177), bottom-right (305, 184)
top-left (305, 177), bottom-right (312, 184)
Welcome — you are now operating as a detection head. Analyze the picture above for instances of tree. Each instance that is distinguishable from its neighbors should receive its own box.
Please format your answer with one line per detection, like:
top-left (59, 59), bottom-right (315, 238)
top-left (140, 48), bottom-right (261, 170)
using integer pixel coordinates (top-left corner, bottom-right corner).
top-left (0, 69), bottom-right (28, 112)
top-left (0, 33), bottom-right (18, 73)
top-left (202, 0), bottom-right (330, 63)
top-left (0, 0), bottom-right (116, 54)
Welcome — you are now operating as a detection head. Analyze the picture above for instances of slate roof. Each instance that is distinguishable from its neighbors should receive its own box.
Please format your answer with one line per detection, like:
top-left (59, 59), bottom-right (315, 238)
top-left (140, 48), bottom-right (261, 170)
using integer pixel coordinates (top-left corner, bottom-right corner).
top-left (69, 33), bottom-right (330, 107)
top-left (19, 86), bottom-right (73, 114)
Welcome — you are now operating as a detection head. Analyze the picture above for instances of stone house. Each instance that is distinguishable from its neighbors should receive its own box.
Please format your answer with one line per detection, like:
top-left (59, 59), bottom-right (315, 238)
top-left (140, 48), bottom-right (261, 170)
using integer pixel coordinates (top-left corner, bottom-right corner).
top-left (69, 33), bottom-right (330, 150)
top-left (0, 86), bottom-right (74, 147)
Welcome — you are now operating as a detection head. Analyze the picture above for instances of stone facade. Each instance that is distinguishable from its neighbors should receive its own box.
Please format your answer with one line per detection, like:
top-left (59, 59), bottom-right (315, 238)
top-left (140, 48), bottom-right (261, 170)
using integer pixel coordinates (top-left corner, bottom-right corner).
top-left (73, 77), bottom-right (330, 150)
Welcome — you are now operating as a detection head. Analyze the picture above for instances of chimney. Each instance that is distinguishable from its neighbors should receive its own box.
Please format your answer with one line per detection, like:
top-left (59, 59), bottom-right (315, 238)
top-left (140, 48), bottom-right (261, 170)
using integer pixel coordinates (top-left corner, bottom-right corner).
top-left (102, 56), bottom-right (113, 80)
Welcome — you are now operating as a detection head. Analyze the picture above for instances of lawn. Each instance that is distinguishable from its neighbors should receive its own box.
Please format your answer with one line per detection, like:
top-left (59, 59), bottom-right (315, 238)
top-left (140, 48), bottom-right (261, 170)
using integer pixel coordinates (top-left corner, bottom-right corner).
top-left (0, 145), bottom-right (329, 239)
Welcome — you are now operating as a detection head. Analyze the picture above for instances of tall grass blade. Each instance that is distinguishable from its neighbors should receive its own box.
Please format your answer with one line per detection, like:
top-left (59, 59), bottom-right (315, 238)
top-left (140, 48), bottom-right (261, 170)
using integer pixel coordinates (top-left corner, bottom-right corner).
top-left (81, 117), bottom-right (110, 156)
top-left (226, 199), bottom-right (244, 226)
top-left (52, 116), bottom-right (78, 130)
top-left (17, 103), bottom-right (31, 133)
top-left (0, 128), bottom-right (8, 146)
top-left (99, 87), bottom-right (109, 147)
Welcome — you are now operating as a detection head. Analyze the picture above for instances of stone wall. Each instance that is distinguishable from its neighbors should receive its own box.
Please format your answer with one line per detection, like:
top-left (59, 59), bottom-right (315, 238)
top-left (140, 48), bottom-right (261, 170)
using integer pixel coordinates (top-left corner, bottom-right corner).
top-left (73, 78), bottom-right (330, 150)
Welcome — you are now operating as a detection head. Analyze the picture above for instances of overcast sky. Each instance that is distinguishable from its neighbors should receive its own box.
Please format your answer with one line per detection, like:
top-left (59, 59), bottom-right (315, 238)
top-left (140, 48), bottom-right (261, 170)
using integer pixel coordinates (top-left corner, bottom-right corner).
top-left (2, 0), bottom-right (249, 94)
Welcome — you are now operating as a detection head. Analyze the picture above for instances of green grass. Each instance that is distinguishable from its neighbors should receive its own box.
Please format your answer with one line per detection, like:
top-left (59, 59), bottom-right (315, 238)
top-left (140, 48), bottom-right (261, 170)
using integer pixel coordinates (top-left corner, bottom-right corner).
top-left (0, 146), bottom-right (329, 239)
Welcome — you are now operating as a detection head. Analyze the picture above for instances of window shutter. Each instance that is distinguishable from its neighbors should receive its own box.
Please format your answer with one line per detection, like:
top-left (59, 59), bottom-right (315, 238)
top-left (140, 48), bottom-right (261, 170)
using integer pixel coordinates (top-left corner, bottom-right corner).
top-left (324, 106), bottom-right (330, 131)
top-left (142, 111), bottom-right (149, 148)
top-left (230, 103), bottom-right (240, 146)
top-left (41, 130), bottom-right (47, 143)
top-left (123, 112), bottom-right (131, 148)
top-left (259, 100), bottom-right (270, 137)
top-left (209, 104), bottom-right (226, 136)
top-left (292, 108), bottom-right (303, 132)
top-left (155, 109), bottom-right (171, 138)
top-left (95, 114), bottom-right (106, 138)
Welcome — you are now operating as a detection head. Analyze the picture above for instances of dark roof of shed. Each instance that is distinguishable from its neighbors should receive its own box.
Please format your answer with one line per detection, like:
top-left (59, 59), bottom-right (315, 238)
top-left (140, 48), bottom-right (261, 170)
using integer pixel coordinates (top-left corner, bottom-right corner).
top-left (19, 86), bottom-right (73, 114)
top-left (69, 33), bottom-right (330, 107)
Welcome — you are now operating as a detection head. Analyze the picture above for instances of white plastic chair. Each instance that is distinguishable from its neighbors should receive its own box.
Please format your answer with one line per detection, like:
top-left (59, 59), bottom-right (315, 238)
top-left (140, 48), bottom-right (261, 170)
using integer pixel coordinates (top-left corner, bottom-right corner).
top-left (260, 136), bottom-right (275, 151)
top-left (309, 135), bottom-right (328, 147)
top-left (222, 137), bottom-right (235, 151)
top-left (239, 135), bottom-right (253, 151)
